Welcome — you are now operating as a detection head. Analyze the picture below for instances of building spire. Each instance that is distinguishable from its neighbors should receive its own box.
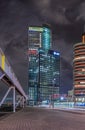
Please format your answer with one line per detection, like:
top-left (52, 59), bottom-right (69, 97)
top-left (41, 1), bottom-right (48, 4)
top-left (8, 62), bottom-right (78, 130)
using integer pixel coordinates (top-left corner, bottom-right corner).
top-left (82, 24), bottom-right (85, 43)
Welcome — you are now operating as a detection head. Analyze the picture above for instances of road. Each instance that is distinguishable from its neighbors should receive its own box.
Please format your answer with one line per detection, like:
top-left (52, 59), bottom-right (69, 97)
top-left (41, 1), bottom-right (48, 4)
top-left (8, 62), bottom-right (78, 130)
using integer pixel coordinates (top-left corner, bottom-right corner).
top-left (0, 107), bottom-right (85, 130)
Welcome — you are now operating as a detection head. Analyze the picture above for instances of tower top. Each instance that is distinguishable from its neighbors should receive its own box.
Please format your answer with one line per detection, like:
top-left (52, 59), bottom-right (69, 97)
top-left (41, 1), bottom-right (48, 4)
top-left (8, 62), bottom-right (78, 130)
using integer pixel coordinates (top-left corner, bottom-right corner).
top-left (82, 24), bottom-right (85, 43)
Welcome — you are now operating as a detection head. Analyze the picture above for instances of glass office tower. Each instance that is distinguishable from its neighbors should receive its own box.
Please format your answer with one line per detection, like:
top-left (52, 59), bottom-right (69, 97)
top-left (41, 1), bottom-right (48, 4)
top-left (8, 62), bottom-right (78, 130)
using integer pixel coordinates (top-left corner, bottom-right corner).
top-left (28, 26), bottom-right (43, 105)
top-left (37, 49), bottom-right (60, 102)
top-left (28, 25), bottom-right (60, 105)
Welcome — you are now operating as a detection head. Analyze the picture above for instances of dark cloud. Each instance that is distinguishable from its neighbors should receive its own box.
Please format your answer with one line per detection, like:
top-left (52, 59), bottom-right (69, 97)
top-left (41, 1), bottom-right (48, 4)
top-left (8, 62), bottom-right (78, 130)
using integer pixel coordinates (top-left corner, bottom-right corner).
top-left (4, 38), bottom-right (28, 93)
top-left (32, 0), bottom-right (85, 25)
top-left (76, 2), bottom-right (85, 21)
top-left (33, 0), bottom-right (69, 24)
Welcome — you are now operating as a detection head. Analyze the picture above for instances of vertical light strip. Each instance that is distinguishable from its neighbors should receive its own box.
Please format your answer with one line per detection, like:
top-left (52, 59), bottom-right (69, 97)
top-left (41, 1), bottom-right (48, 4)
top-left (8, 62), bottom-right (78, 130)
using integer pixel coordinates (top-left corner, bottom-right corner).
top-left (2, 54), bottom-right (5, 70)
top-left (82, 35), bottom-right (85, 44)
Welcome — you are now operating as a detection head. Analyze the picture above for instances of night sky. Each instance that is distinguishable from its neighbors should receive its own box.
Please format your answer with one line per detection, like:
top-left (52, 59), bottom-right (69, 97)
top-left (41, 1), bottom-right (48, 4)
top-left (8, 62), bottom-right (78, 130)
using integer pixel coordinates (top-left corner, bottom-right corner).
top-left (0, 0), bottom-right (85, 96)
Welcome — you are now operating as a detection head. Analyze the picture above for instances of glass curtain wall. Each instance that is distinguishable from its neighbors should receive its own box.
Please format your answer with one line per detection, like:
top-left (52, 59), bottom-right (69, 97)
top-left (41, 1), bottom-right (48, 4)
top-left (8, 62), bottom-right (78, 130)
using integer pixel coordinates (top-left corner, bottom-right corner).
top-left (28, 25), bottom-right (60, 105)
top-left (36, 49), bottom-right (60, 103)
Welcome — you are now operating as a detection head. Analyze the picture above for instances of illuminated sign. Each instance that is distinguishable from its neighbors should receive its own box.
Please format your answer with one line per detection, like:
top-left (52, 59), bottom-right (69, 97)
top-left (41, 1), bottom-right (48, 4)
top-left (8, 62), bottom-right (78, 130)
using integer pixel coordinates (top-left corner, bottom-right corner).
top-left (53, 52), bottom-right (60, 56)
top-left (48, 50), bottom-right (60, 56)
top-left (29, 27), bottom-right (43, 32)
top-left (28, 49), bottom-right (38, 55)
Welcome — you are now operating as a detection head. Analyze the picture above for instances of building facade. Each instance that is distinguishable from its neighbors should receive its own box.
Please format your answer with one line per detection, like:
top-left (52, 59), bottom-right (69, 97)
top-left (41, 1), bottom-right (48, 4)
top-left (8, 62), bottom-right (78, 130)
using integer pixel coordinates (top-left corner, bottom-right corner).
top-left (28, 25), bottom-right (60, 105)
top-left (28, 26), bottom-right (43, 105)
top-left (73, 32), bottom-right (85, 103)
top-left (37, 49), bottom-right (60, 103)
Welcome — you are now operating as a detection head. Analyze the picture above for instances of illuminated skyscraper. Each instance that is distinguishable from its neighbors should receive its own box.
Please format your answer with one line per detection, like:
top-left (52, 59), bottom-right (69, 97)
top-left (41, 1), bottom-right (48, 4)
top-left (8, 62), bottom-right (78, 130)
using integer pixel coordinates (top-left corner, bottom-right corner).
top-left (28, 26), bottom-right (43, 104)
top-left (28, 25), bottom-right (60, 105)
top-left (73, 30), bottom-right (85, 103)
top-left (37, 49), bottom-right (60, 102)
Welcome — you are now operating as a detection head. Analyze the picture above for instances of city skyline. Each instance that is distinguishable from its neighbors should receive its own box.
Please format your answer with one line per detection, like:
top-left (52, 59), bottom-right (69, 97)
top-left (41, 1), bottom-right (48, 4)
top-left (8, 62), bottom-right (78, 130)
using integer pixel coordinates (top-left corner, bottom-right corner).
top-left (0, 0), bottom-right (85, 96)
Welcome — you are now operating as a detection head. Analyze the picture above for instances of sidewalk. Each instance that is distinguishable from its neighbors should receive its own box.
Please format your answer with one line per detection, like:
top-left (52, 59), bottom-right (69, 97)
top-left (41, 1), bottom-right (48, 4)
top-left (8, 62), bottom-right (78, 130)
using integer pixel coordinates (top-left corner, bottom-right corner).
top-left (0, 106), bottom-right (85, 130)
top-left (50, 106), bottom-right (85, 114)
top-left (0, 107), bottom-right (39, 130)
top-left (38, 104), bottom-right (85, 114)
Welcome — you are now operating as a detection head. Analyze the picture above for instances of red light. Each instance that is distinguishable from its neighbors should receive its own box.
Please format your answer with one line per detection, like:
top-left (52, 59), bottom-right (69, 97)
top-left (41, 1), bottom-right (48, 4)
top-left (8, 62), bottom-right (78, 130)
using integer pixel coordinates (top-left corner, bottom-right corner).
top-left (28, 50), bottom-right (37, 55)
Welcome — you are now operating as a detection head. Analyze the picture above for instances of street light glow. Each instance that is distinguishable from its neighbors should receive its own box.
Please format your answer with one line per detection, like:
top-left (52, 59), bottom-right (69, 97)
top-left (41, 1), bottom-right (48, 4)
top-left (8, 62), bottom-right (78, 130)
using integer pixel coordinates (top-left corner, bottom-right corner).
top-left (53, 52), bottom-right (60, 56)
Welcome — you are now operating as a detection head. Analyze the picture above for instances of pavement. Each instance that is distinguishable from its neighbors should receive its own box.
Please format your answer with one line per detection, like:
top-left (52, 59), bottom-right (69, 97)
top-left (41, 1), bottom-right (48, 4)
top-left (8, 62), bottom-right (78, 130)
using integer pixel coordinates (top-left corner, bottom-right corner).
top-left (38, 105), bottom-right (85, 114)
top-left (0, 106), bottom-right (85, 130)
top-left (53, 107), bottom-right (85, 115)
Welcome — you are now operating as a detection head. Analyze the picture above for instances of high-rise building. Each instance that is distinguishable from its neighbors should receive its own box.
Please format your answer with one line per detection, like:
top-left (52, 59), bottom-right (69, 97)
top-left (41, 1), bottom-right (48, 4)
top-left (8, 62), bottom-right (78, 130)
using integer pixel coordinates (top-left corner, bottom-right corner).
top-left (28, 25), bottom-right (60, 105)
top-left (37, 49), bottom-right (60, 102)
top-left (73, 30), bottom-right (85, 103)
top-left (28, 26), bottom-right (43, 105)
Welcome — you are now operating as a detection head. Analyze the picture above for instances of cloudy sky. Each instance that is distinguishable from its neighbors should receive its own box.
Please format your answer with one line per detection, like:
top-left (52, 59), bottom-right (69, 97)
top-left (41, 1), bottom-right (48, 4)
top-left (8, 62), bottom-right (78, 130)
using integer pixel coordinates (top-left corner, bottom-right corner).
top-left (0, 0), bottom-right (85, 96)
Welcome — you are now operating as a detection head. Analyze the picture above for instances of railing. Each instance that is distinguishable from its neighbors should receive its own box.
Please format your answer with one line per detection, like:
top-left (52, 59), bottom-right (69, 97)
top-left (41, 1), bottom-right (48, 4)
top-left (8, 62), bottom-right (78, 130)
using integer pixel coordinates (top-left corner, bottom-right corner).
top-left (0, 48), bottom-right (27, 100)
